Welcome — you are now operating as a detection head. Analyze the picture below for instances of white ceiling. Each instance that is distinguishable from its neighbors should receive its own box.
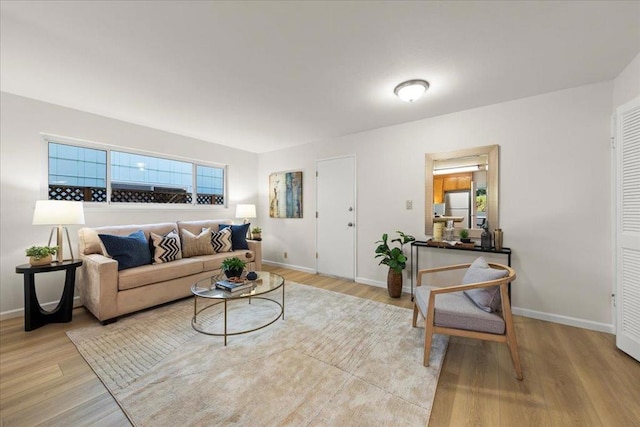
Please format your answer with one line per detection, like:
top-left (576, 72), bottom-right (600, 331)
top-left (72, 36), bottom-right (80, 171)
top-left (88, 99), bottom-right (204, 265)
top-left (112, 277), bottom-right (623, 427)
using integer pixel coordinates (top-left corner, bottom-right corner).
top-left (1, 1), bottom-right (639, 153)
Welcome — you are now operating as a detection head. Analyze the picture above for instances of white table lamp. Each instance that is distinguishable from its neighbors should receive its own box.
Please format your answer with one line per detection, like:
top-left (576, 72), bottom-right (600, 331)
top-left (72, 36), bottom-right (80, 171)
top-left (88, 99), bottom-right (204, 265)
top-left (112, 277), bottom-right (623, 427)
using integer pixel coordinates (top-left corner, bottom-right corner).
top-left (235, 204), bottom-right (256, 224)
top-left (32, 200), bottom-right (85, 262)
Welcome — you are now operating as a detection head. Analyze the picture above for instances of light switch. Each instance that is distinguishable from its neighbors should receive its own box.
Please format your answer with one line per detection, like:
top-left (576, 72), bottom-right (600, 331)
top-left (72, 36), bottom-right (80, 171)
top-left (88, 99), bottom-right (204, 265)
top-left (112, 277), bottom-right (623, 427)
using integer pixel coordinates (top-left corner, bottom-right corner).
top-left (406, 200), bottom-right (413, 210)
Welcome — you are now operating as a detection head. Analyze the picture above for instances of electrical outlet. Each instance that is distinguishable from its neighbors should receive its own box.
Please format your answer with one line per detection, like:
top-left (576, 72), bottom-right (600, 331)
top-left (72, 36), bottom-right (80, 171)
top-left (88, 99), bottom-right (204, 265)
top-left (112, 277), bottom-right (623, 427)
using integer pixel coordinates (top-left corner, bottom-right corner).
top-left (406, 200), bottom-right (413, 210)
top-left (284, 252), bottom-right (288, 259)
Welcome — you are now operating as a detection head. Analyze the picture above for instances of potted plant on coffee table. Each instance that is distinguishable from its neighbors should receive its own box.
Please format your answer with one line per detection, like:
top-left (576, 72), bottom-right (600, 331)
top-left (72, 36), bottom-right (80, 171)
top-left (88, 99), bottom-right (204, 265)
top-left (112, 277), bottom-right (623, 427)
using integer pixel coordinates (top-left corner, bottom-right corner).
top-left (221, 257), bottom-right (246, 279)
top-left (375, 231), bottom-right (415, 298)
top-left (25, 246), bottom-right (58, 266)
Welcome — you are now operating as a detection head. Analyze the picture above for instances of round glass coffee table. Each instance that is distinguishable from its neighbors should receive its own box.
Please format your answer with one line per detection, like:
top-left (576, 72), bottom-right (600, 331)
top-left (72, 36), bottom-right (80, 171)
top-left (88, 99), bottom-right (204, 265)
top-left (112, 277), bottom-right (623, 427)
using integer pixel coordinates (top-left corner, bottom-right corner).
top-left (190, 271), bottom-right (285, 345)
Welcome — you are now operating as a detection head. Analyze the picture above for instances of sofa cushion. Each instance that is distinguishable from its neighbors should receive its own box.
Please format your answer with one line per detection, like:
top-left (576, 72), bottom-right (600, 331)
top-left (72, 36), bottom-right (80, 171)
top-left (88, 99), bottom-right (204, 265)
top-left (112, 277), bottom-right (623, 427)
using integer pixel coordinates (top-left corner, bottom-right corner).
top-left (197, 250), bottom-right (255, 272)
top-left (98, 230), bottom-right (152, 271)
top-left (219, 223), bottom-right (250, 250)
top-left (462, 257), bottom-right (508, 312)
top-left (181, 228), bottom-right (216, 258)
top-left (415, 285), bottom-right (505, 334)
top-left (150, 230), bottom-right (182, 264)
top-left (208, 227), bottom-right (232, 253)
top-left (118, 258), bottom-right (204, 291)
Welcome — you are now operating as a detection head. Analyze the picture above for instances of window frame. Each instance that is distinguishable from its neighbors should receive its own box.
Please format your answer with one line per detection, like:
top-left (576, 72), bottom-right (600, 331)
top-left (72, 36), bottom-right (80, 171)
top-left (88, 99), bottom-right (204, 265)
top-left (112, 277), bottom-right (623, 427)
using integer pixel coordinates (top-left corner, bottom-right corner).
top-left (43, 134), bottom-right (228, 210)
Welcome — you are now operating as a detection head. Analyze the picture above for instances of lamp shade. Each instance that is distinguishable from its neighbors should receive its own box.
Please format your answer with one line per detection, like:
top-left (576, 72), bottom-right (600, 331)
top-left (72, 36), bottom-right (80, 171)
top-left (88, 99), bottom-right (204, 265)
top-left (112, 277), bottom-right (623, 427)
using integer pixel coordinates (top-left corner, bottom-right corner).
top-left (32, 200), bottom-right (85, 225)
top-left (235, 204), bottom-right (256, 219)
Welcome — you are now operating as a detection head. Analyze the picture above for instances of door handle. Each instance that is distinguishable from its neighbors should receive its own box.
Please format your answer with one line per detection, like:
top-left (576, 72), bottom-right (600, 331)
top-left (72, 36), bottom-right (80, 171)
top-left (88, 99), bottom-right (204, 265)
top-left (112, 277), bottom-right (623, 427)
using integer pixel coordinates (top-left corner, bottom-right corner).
top-left (348, 222), bottom-right (354, 227)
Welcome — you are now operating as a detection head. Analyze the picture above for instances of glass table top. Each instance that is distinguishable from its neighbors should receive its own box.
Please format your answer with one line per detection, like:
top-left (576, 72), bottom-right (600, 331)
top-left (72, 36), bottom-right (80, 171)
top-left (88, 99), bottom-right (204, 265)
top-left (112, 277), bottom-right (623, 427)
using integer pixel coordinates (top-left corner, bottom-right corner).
top-left (191, 271), bottom-right (284, 299)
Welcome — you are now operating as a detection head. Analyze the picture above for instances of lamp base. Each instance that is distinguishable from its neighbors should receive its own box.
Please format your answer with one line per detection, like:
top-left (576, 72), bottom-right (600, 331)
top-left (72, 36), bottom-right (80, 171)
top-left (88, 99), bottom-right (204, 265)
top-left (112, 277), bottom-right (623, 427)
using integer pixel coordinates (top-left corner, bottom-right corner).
top-left (47, 225), bottom-right (75, 262)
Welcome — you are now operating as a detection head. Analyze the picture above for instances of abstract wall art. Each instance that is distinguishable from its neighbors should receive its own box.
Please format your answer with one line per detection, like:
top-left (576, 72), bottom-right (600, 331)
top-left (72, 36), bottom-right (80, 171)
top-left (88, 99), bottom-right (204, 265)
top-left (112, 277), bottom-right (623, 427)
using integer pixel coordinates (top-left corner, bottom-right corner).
top-left (269, 171), bottom-right (303, 218)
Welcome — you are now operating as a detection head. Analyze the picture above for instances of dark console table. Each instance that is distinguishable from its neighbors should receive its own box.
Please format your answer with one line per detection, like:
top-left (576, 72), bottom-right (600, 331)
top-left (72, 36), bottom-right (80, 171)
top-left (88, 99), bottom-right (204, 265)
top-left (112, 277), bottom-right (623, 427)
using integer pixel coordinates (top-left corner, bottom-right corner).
top-left (410, 241), bottom-right (512, 300)
top-left (15, 259), bottom-right (83, 331)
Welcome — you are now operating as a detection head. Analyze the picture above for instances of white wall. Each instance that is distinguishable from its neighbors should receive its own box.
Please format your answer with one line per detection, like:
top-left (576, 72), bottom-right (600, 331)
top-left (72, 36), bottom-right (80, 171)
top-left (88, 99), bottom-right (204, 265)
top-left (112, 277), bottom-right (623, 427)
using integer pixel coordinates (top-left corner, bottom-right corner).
top-left (0, 92), bottom-right (258, 317)
top-left (259, 81), bottom-right (615, 331)
top-left (613, 52), bottom-right (640, 108)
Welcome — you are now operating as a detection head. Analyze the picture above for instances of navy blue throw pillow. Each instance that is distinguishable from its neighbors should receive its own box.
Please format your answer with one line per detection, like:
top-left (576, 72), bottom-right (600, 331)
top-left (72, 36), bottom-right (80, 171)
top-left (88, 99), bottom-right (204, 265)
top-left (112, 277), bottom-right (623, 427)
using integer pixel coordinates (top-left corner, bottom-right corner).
top-left (219, 223), bottom-right (250, 250)
top-left (98, 230), bottom-right (152, 270)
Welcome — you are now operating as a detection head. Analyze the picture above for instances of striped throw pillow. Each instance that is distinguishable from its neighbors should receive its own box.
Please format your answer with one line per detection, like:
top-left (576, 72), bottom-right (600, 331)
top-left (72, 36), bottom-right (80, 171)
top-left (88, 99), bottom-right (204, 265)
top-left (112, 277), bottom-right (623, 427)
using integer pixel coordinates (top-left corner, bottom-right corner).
top-left (209, 227), bottom-right (233, 253)
top-left (150, 230), bottom-right (183, 264)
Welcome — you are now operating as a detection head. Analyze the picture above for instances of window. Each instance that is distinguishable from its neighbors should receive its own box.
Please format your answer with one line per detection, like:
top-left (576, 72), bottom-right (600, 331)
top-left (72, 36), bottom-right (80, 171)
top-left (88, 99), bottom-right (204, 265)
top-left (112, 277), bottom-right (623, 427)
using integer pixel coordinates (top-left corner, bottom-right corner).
top-left (47, 140), bottom-right (226, 206)
top-left (110, 151), bottom-right (193, 204)
top-left (196, 165), bottom-right (225, 205)
top-left (48, 142), bottom-right (108, 202)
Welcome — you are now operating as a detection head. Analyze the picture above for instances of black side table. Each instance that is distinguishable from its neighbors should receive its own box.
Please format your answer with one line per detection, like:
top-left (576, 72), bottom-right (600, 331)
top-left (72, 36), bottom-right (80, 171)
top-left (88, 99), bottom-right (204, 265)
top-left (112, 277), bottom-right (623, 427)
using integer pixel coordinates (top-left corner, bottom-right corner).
top-left (15, 259), bottom-right (83, 331)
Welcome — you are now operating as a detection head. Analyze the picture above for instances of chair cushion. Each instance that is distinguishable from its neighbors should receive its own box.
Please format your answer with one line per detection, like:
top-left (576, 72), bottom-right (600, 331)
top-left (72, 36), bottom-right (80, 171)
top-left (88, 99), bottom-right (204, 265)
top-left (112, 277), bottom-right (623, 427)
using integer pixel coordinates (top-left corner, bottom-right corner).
top-left (415, 286), bottom-right (505, 335)
top-left (462, 257), bottom-right (508, 312)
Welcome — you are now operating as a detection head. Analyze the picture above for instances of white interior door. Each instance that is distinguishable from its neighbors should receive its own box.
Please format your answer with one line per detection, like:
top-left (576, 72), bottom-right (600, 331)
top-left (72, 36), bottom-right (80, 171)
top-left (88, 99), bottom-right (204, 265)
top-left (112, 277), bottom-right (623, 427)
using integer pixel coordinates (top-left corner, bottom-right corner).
top-left (615, 97), bottom-right (640, 362)
top-left (316, 156), bottom-right (355, 280)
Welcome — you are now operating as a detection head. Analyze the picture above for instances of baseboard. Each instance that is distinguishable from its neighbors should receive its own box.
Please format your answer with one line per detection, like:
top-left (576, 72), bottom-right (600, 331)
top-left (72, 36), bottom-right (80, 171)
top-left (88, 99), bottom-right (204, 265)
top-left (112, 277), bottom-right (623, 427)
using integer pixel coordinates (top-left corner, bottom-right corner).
top-left (262, 260), bottom-right (316, 275)
top-left (512, 307), bottom-right (614, 334)
top-left (0, 296), bottom-right (83, 321)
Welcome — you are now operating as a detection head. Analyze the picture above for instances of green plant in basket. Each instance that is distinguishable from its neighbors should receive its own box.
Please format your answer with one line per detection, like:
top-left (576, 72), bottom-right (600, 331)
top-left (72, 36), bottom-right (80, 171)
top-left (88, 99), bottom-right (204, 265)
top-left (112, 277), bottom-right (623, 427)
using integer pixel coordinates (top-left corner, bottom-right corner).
top-left (25, 246), bottom-right (58, 260)
top-left (251, 227), bottom-right (262, 234)
top-left (374, 231), bottom-right (415, 273)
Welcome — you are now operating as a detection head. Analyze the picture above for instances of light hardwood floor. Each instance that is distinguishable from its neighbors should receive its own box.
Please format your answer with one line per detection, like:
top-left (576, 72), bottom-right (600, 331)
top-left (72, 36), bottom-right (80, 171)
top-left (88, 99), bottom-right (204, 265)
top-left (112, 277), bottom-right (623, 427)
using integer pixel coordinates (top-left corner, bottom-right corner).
top-left (1, 266), bottom-right (639, 426)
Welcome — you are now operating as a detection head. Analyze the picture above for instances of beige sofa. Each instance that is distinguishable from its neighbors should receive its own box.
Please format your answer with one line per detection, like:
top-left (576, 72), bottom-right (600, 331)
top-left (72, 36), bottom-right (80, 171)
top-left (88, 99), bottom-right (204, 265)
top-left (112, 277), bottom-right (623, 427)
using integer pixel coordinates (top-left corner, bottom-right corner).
top-left (77, 219), bottom-right (262, 323)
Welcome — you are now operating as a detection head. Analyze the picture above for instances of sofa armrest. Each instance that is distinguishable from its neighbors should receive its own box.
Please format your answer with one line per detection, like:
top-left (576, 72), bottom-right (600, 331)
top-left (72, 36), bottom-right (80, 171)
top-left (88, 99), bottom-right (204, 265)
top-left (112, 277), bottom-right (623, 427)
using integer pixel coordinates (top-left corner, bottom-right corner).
top-left (247, 240), bottom-right (262, 271)
top-left (77, 253), bottom-right (119, 322)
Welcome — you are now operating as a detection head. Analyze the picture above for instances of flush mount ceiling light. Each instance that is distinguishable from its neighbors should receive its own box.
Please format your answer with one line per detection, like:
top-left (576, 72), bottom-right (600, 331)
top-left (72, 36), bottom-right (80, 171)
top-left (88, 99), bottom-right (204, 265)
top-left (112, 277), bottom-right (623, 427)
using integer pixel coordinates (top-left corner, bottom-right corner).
top-left (394, 79), bottom-right (430, 102)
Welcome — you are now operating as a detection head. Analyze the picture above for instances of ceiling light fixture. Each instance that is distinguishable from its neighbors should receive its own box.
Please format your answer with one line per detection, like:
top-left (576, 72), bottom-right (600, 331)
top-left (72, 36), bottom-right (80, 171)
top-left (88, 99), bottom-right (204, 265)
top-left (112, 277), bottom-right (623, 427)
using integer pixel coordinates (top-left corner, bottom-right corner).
top-left (394, 79), bottom-right (430, 102)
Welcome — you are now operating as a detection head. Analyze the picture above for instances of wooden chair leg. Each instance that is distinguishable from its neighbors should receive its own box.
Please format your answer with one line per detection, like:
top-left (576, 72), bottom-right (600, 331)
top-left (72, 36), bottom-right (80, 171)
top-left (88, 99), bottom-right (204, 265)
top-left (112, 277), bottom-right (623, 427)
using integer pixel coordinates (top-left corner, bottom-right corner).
top-left (412, 304), bottom-right (419, 327)
top-left (423, 321), bottom-right (434, 367)
top-left (500, 284), bottom-right (523, 380)
top-left (506, 333), bottom-right (523, 380)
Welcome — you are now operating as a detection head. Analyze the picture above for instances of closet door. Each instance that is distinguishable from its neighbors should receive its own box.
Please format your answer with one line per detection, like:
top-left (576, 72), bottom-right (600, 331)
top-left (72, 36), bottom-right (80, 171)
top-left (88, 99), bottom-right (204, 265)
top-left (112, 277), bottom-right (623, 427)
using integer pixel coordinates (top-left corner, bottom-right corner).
top-left (615, 97), bottom-right (640, 362)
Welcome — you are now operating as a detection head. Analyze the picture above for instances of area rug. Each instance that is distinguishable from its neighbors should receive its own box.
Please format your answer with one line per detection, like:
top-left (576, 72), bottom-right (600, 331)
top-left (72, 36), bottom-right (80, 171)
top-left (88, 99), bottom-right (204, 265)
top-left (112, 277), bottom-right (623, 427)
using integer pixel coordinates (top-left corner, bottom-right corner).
top-left (67, 282), bottom-right (448, 426)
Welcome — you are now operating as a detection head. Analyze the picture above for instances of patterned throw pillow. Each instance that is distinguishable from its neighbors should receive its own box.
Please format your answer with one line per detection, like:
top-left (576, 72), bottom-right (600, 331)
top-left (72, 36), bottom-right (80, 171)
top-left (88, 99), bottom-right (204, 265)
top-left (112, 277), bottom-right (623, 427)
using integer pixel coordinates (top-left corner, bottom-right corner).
top-left (150, 230), bottom-right (182, 264)
top-left (180, 227), bottom-right (216, 258)
top-left (208, 227), bottom-right (232, 253)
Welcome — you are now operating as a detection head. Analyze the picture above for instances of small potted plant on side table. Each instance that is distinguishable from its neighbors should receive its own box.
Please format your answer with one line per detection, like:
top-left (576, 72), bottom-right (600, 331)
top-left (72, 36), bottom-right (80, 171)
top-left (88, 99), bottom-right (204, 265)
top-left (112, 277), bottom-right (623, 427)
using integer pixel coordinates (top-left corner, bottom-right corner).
top-left (251, 227), bottom-right (262, 240)
top-left (221, 257), bottom-right (246, 279)
top-left (25, 246), bottom-right (58, 266)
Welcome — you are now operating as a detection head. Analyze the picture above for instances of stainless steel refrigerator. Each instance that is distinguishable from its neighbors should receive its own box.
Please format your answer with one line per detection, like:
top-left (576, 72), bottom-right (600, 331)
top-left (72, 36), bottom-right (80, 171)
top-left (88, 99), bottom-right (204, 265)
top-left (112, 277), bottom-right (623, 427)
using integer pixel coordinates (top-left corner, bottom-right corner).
top-left (444, 191), bottom-right (471, 229)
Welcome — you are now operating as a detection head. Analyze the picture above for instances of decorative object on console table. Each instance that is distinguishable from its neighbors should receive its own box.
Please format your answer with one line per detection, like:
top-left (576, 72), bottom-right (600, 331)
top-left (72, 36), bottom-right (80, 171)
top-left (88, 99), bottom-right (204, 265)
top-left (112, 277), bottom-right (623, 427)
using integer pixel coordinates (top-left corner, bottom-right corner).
top-left (494, 228), bottom-right (503, 251)
top-left (32, 200), bottom-right (85, 263)
top-left (459, 228), bottom-right (471, 243)
top-left (221, 257), bottom-right (246, 278)
top-left (375, 231), bottom-right (415, 298)
top-left (25, 245), bottom-right (58, 266)
top-left (481, 223), bottom-right (492, 249)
